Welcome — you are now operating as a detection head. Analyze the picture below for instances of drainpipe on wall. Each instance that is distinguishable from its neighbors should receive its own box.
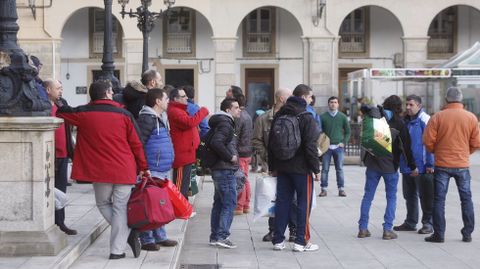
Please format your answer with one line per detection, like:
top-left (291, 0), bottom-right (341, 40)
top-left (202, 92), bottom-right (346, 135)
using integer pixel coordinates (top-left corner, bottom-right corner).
top-left (302, 37), bottom-right (310, 86)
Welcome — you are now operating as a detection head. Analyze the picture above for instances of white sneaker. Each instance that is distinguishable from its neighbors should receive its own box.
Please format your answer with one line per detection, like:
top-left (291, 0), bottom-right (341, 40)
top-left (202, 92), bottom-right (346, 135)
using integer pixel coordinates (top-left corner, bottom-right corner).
top-left (273, 241), bottom-right (286, 251)
top-left (293, 242), bottom-right (319, 252)
top-left (190, 211), bottom-right (197, 218)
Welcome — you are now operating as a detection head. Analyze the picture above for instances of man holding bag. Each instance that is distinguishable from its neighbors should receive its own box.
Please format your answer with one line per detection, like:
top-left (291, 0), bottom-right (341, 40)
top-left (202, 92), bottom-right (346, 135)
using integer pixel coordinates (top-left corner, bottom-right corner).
top-left (136, 88), bottom-right (178, 251)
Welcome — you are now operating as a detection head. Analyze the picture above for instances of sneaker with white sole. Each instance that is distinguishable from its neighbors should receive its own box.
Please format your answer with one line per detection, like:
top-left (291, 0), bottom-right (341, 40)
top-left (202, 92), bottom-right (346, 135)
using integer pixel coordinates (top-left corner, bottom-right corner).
top-left (293, 242), bottom-right (319, 252)
top-left (216, 238), bottom-right (237, 249)
top-left (273, 241), bottom-right (286, 251)
top-left (209, 240), bottom-right (217, 246)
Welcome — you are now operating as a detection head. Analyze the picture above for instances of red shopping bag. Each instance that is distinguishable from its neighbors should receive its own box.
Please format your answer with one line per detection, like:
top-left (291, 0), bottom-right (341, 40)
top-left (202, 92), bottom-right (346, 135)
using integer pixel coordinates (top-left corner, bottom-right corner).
top-left (127, 176), bottom-right (175, 231)
top-left (154, 178), bottom-right (193, 219)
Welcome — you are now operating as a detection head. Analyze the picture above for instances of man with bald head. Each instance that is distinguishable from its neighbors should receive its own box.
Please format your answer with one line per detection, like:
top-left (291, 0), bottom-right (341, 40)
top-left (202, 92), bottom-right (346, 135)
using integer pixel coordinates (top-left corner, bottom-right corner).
top-left (44, 79), bottom-right (77, 235)
top-left (252, 87), bottom-right (297, 242)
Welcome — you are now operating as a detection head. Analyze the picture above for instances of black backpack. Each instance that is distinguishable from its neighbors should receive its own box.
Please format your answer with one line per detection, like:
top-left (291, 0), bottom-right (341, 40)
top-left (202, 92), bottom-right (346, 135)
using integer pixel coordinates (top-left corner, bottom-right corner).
top-left (196, 128), bottom-right (217, 168)
top-left (269, 111), bottom-right (308, 160)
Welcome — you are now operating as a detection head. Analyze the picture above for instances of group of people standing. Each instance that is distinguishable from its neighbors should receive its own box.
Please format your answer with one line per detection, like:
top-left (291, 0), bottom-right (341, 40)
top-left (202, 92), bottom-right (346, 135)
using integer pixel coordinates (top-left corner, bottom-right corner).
top-left (37, 52), bottom-right (480, 257)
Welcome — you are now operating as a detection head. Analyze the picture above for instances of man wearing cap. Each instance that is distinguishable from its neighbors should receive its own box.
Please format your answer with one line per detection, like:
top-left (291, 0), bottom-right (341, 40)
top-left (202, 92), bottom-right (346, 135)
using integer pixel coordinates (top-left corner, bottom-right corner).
top-left (423, 87), bottom-right (480, 243)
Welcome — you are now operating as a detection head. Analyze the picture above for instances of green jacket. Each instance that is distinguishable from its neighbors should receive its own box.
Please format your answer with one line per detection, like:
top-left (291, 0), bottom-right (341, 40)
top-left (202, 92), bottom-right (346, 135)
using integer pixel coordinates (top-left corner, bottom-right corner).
top-left (320, 111), bottom-right (351, 145)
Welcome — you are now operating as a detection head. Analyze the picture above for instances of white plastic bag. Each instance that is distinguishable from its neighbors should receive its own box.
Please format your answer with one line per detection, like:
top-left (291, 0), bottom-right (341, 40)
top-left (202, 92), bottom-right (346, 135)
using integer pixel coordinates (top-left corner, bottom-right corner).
top-left (55, 188), bottom-right (67, 210)
top-left (253, 174), bottom-right (277, 221)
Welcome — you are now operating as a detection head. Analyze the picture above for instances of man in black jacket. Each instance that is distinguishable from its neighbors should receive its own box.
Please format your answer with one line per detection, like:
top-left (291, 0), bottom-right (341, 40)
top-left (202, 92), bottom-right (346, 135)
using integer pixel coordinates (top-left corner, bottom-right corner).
top-left (358, 95), bottom-right (418, 240)
top-left (121, 70), bottom-right (164, 118)
top-left (268, 84), bottom-right (321, 252)
top-left (208, 98), bottom-right (241, 249)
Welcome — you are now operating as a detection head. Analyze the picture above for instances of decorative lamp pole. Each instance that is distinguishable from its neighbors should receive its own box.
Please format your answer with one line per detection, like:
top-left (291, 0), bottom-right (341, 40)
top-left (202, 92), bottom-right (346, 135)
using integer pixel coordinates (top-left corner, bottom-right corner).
top-left (0, 0), bottom-right (50, 116)
top-left (98, 0), bottom-right (120, 92)
top-left (118, 0), bottom-right (175, 74)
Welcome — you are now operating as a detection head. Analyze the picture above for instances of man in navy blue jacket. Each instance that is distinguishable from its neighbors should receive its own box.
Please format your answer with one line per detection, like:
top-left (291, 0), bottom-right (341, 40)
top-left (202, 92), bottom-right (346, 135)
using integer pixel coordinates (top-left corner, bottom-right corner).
top-left (394, 95), bottom-right (435, 234)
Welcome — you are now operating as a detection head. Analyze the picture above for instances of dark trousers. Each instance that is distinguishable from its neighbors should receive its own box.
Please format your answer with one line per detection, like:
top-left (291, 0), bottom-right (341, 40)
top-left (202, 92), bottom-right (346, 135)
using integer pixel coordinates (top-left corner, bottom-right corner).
top-left (402, 173), bottom-right (434, 228)
top-left (55, 158), bottom-right (69, 227)
top-left (273, 172), bottom-right (313, 246)
top-left (433, 167), bottom-right (474, 238)
top-left (268, 205), bottom-right (297, 234)
top-left (173, 164), bottom-right (193, 199)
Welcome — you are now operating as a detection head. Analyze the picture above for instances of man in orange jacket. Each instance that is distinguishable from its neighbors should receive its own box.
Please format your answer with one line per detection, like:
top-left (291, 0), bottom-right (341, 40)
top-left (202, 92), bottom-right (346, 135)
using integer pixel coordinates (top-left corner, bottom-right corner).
top-left (423, 87), bottom-right (480, 243)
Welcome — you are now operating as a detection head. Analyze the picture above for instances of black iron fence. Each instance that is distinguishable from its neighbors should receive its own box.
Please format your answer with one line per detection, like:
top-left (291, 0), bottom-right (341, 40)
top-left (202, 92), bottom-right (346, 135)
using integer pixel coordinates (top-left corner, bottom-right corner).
top-left (345, 123), bottom-right (361, 156)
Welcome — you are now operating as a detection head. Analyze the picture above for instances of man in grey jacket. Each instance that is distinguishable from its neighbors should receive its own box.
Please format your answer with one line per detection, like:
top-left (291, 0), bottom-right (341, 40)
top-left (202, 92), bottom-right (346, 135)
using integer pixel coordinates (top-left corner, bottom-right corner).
top-left (208, 98), bottom-right (241, 249)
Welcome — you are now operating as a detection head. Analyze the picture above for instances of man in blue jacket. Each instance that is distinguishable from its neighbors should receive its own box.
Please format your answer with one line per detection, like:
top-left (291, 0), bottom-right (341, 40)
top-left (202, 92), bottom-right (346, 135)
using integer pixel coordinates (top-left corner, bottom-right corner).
top-left (136, 88), bottom-right (178, 251)
top-left (394, 95), bottom-right (435, 234)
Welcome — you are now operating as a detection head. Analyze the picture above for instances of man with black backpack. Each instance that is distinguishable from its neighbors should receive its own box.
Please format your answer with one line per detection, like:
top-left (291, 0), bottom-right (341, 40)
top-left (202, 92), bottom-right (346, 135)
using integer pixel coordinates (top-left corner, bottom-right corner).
top-left (268, 84), bottom-right (321, 252)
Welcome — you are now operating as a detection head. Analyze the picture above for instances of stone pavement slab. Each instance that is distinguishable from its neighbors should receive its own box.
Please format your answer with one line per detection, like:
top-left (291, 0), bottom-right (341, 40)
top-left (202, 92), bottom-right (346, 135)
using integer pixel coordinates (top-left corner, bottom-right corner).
top-left (179, 153), bottom-right (480, 269)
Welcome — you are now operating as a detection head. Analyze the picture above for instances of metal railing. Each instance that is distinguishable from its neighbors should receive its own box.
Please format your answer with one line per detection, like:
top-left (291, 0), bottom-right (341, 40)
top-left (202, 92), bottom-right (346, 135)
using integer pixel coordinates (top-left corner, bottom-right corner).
top-left (92, 32), bottom-right (117, 54)
top-left (428, 35), bottom-right (454, 54)
top-left (246, 33), bottom-right (272, 53)
top-left (339, 34), bottom-right (365, 53)
top-left (166, 33), bottom-right (192, 54)
top-left (345, 123), bottom-right (361, 156)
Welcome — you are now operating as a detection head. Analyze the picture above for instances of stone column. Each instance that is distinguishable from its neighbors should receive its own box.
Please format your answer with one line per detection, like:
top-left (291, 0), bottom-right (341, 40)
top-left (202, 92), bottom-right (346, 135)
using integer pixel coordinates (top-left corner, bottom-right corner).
top-left (212, 37), bottom-right (237, 111)
top-left (19, 39), bottom-right (62, 80)
top-left (123, 38), bottom-right (144, 82)
top-left (0, 117), bottom-right (66, 256)
top-left (305, 36), bottom-right (337, 111)
top-left (402, 37), bottom-right (430, 102)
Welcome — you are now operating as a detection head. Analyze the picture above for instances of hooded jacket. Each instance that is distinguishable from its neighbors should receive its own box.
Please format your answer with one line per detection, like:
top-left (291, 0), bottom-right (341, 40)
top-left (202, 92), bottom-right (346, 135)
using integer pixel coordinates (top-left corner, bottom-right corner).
top-left (167, 101), bottom-right (209, 168)
top-left (56, 99), bottom-right (147, 184)
top-left (208, 111), bottom-right (239, 171)
top-left (399, 109), bottom-right (434, 174)
top-left (137, 106), bottom-right (175, 173)
top-left (362, 106), bottom-right (416, 173)
top-left (122, 80), bottom-right (148, 118)
top-left (268, 96), bottom-right (321, 175)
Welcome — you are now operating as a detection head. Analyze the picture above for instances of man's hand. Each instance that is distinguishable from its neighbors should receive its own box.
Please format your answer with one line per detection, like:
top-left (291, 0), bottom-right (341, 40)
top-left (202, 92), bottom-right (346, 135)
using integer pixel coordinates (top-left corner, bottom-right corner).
top-left (139, 169), bottom-right (151, 178)
top-left (410, 168), bottom-right (419, 177)
top-left (314, 173), bottom-right (320, 181)
top-left (338, 143), bottom-right (345, 148)
top-left (426, 167), bottom-right (434, 174)
top-left (231, 155), bottom-right (238, 164)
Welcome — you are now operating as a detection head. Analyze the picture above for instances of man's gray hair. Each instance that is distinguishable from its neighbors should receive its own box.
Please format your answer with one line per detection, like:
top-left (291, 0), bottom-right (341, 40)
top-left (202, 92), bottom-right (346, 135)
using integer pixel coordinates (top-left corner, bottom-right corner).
top-left (445, 87), bottom-right (463, 103)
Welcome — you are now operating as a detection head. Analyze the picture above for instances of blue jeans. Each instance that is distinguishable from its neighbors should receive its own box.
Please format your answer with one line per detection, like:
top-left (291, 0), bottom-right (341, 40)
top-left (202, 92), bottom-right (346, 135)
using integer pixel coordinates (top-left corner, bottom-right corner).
top-left (210, 169), bottom-right (237, 241)
top-left (432, 167), bottom-right (475, 238)
top-left (273, 172), bottom-right (314, 246)
top-left (140, 171), bottom-right (170, 245)
top-left (140, 226), bottom-right (167, 245)
top-left (359, 168), bottom-right (399, 231)
top-left (401, 173), bottom-right (434, 228)
top-left (321, 147), bottom-right (345, 190)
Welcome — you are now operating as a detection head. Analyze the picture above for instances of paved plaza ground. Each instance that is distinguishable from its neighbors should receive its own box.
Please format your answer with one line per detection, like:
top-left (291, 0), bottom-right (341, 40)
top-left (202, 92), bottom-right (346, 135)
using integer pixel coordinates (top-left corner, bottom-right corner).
top-left (179, 153), bottom-right (480, 269)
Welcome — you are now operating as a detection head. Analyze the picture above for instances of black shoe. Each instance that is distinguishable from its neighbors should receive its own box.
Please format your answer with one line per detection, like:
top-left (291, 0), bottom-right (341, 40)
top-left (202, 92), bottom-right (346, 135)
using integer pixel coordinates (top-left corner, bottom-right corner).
top-left (157, 239), bottom-right (178, 247)
top-left (393, 223), bottom-right (416, 232)
top-left (462, 235), bottom-right (472, 243)
top-left (418, 225), bottom-right (433, 234)
top-left (382, 230), bottom-right (398, 240)
top-left (66, 182), bottom-right (72, 186)
top-left (109, 253), bottom-right (126, 259)
top-left (425, 234), bottom-right (444, 243)
top-left (127, 230), bottom-right (141, 258)
top-left (59, 225), bottom-right (78, 235)
top-left (262, 231), bottom-right (274, 242)
top-left (141, 243), bottom-right (160, 251)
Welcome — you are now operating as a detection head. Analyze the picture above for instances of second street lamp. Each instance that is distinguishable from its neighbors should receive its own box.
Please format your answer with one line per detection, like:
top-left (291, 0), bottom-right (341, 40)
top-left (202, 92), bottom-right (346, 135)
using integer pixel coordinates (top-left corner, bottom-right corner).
top-left (118, 0), bottom-right (175, 73)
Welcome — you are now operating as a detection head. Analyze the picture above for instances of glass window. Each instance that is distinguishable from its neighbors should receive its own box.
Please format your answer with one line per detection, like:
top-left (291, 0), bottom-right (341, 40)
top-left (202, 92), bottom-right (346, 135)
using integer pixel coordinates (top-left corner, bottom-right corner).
top-left (244, 8), bottom-right (275, 55)
top-left (428, 7), bottom-right (456, 56)
top-left (339, 7), bottom-right (368, 55)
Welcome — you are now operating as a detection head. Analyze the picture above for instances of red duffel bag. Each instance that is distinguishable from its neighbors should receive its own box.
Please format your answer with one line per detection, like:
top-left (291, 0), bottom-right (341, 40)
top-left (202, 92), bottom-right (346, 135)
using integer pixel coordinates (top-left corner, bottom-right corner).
top-left (154, 178), bottom-right (193, 219)
top-left (127, 176), bottom-right (175, 231)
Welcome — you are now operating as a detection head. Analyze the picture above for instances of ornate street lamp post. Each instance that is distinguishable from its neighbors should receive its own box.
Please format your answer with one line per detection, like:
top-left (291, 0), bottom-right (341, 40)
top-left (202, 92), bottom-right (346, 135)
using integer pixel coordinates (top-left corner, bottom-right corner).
top-left (0, 0), bottom-right (50, 116)
top-left (118, 0), bottom-right (175, 74)
top-left (98, 0), bottom-right (120, 92)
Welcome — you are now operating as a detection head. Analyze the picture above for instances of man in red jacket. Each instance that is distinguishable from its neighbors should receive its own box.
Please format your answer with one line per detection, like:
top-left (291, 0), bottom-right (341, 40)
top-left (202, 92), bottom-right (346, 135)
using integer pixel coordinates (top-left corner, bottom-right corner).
top-left (57, 81), bottom-right (149, 260)
top-left (167, 88), bottom-right (209, 199)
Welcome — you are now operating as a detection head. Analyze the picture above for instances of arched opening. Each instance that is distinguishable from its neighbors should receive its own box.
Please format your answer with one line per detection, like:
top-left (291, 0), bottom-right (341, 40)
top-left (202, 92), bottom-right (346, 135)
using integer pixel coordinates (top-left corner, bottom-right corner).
top-left (60, 7), bottom-right (124, 106)
top-left (234, 6), bottom-right (303, 117)
top-left (337, 6), bottom-right (404, 113)
top-left (427, 5), bottom-right (480, 59)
